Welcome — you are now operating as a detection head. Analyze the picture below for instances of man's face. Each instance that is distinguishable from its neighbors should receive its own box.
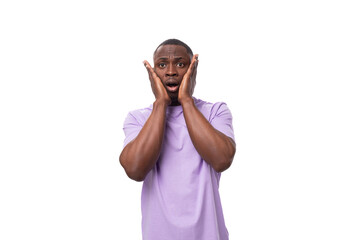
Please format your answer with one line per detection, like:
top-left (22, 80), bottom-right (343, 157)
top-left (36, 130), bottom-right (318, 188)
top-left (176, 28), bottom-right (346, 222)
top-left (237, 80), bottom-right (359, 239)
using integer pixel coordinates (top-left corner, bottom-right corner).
top-left (153, 44), bottom-right (192, 103)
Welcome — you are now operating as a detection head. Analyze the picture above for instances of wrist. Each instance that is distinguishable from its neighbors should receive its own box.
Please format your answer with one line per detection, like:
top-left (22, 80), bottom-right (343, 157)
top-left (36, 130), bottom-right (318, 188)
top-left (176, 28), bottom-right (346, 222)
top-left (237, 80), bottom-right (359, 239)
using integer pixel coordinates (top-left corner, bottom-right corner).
top-left (180, 97), bottom-right (195, 108)
top-left (153, 99), bottom-right (169, 109)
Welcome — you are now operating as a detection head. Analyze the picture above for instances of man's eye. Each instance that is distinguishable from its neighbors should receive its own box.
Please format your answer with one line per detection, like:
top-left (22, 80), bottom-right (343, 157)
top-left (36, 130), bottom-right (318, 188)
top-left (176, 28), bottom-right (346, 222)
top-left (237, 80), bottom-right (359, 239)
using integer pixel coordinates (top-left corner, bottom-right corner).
top-left (159, 63), bottom-right (166, 68)
top-left (177, 62), bottom-right (184, 67)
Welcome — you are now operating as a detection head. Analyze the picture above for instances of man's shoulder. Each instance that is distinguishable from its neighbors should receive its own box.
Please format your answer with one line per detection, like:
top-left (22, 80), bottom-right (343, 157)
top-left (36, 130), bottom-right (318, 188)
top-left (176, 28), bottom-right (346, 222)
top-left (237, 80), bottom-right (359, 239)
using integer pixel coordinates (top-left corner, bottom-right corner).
top-left (194, 98), bottom-right (215, 109)
top-left (124, 104), bottom-right (153, 125)
top-left (128, 104), bottom-right (153, 115)
top-left (194, 98), bottom-right (231, 114)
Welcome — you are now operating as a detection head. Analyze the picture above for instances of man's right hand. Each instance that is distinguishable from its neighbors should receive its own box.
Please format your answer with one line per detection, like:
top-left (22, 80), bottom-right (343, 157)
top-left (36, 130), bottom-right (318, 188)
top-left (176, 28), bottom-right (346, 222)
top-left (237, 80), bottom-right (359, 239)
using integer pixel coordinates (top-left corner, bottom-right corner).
top-left (120, 61), bottom-right (170, 181)
top-left (143, 60), bottom-right (171, 105)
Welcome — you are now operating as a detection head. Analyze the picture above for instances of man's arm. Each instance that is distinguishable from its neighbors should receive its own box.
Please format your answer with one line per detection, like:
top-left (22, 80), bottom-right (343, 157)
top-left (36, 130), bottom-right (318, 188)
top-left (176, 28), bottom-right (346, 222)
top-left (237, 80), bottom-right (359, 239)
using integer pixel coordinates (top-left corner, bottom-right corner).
top-left (120, 100), bottom-right (167, 181)
top-left (119, 61), bottom-right (170, 182)
top-left (178, 55), bottom-right (236, 172)
top-left (181, 99), bottom-right (236, 172)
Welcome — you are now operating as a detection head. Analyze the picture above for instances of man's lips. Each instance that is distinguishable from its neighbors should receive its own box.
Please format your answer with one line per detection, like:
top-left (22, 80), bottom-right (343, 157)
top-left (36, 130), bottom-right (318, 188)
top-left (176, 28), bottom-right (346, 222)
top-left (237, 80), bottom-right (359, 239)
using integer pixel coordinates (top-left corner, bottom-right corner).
top-left (166, 84), bottom-right (179, 92)
top-left (165, 80), bottom-right (180, 93)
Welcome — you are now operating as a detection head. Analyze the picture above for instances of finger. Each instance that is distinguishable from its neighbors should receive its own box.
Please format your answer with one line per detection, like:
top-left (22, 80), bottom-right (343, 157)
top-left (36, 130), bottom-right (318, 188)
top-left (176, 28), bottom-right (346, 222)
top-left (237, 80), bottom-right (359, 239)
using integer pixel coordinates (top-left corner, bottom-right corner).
top-left (191, 65), bottom-right (197, 80)
top-left (186, 57), bottom-right (196, 75)
top-left (145, 63), bottom-right (162, 88)
top-left (143, 60), bottom-right (155, 83)
top-left (193, 55), bottom-right (199, 75)
top-left (194, 58), bottom-right (199, 70)
top-left (189, 59), bottom-right (196, 73)
top-left (190, 58), bottom-right (198, 80)
top-left (143, 60), bottom-right (156, 74)
top-left (192, 54), bottom-right (199, 65)
top-left (192, 62), bottom-right (198, 75)
top-left (143, 60), bottom-right (150, 68)
top-left (143, 60), bottom-right (151, 73)
top-left (143, 60), bottom-right (158, 77)
top-left (191, 54), bottom-right (199, 69)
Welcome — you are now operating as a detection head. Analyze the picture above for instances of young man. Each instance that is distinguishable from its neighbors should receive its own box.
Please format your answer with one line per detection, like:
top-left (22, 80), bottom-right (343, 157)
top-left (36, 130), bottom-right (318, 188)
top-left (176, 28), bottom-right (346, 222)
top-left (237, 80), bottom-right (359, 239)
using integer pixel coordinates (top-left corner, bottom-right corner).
top-left (120, 39), bottom-right (236, 240)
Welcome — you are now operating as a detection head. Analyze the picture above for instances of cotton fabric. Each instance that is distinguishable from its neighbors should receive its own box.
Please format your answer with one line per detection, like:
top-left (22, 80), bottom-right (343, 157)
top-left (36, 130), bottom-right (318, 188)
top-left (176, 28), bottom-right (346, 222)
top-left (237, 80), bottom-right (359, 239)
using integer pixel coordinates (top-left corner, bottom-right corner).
top-left (123, 98), bottom-right (235, 240)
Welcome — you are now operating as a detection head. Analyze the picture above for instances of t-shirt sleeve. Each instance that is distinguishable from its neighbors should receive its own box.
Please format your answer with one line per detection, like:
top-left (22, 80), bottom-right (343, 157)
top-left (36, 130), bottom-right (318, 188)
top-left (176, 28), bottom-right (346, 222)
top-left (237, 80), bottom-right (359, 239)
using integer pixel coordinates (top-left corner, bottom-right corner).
top-left (122, 112), bottom-right (143, 148)
top-left (209, 102), bottom-right (235, 142)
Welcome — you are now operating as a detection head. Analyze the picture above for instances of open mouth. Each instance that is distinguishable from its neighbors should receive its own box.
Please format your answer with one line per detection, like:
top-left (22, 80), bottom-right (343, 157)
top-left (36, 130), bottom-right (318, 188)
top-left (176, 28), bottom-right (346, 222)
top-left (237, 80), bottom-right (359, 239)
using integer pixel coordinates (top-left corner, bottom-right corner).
top-left (165, 82), bottom-right (179, 92)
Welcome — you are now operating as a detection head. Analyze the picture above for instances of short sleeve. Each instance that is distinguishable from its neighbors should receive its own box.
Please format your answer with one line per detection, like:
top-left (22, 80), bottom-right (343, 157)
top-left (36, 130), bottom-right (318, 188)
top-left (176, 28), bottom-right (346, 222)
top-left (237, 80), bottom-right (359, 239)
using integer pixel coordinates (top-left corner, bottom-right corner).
top-left (123, 112), bottom-right (143, 148)
top-left (209, 102), bottom-right (235, 142)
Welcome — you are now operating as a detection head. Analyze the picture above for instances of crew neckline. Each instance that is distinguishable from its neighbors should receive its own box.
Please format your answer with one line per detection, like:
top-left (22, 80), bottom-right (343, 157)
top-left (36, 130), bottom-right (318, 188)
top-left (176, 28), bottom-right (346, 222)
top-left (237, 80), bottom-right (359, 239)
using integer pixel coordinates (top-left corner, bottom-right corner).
top-left (166, 104), bottom-right (183, 114)
top-left (150, 97), bottom-right (200, 114)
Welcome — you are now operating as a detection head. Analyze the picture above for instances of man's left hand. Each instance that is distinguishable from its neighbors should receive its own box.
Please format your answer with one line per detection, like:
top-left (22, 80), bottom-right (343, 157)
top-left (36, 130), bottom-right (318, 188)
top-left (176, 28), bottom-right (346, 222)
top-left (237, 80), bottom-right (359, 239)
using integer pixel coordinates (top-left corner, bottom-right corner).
top-left (178, 54), bottom-right (199, 104)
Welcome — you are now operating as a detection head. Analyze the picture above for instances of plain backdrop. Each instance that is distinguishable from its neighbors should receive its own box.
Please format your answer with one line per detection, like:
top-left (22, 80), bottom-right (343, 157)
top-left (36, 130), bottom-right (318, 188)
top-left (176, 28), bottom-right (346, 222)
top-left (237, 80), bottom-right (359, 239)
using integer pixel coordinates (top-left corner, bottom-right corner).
top-left (0, 0), bottom-right (359, 239)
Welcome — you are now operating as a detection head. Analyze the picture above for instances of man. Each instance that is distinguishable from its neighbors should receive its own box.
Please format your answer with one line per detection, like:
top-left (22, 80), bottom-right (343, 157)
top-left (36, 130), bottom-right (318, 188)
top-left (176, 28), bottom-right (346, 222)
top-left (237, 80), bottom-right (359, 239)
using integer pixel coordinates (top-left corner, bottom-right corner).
top-left (120, 39), bottom-right (236, 240)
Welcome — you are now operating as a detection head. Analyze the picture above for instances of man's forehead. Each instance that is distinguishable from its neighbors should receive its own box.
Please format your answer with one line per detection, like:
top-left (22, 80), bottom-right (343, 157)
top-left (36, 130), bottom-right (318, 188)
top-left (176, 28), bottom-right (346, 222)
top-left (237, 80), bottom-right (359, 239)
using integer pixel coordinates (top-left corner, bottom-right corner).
top-left (154, 45), bottom-right (190, 60)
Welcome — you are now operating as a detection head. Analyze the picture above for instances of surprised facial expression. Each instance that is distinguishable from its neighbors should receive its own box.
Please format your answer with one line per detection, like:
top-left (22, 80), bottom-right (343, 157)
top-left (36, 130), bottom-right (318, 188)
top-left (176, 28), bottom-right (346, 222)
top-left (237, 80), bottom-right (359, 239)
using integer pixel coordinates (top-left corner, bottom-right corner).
top-left (153, 45), bottom-right (192, 105)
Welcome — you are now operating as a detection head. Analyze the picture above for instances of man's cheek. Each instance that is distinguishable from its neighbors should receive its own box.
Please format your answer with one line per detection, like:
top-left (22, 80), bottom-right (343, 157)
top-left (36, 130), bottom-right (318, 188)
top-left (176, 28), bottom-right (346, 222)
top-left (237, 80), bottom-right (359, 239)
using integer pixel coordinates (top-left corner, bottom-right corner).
top-left (160, 79), bottom-right (166, 87)
top-left (154, 68), bottom-right (162, 78)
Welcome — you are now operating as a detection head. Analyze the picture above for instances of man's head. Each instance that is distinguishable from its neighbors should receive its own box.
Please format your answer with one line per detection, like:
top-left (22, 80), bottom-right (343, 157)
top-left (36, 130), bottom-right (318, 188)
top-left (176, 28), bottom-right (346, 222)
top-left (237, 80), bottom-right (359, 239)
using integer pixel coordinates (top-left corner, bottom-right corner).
top-left (153, 39), bottom-right (193, 59)
top-left (153, 39), bottom-right (194, 105)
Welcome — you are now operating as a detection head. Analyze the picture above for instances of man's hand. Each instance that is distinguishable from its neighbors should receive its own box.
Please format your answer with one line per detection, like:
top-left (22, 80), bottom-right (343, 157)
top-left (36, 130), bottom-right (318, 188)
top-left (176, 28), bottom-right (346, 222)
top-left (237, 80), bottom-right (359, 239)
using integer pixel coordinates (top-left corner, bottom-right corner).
top-left (120, 61), bottom-right (170, 181)
top-left (178, 54), bottom-right (199, 104)
top-left (143, 60), bottom-right (171, 105)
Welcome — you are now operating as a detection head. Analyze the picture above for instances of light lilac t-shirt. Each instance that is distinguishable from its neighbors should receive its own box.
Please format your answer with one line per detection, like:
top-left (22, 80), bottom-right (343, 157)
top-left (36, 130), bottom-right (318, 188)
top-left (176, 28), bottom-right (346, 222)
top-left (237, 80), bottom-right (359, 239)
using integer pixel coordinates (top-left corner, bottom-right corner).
top-left (123, 98), bottom-right (235, 240)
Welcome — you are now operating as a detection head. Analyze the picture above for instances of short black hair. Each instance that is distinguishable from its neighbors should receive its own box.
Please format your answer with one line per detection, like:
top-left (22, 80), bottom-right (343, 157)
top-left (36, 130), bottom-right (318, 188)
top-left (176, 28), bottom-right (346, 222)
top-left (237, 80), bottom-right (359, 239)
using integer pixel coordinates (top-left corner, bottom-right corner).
top-left (153, 39), bottom-right (193, 58)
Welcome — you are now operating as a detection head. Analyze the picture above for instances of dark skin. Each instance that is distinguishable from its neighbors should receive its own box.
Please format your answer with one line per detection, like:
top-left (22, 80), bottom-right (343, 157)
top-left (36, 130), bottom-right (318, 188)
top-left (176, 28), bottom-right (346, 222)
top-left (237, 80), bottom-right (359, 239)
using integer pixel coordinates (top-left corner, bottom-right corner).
top-left (119, 45), bottom-right (236, 181)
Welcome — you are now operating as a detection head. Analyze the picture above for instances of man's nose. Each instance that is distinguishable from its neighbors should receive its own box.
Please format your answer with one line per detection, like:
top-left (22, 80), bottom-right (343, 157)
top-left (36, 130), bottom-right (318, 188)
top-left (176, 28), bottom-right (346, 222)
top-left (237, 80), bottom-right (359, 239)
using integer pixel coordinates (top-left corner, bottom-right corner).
top-left (166, 65), bottom-right (178, 77)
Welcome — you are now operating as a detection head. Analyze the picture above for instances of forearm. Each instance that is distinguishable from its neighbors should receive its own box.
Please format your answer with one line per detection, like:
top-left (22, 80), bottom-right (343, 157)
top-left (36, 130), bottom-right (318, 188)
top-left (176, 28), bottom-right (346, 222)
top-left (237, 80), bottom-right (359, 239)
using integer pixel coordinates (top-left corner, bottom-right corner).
top-left (181, 99), bottom-right (236, 172)
top-left (120, 100), bottom-right (167, 181)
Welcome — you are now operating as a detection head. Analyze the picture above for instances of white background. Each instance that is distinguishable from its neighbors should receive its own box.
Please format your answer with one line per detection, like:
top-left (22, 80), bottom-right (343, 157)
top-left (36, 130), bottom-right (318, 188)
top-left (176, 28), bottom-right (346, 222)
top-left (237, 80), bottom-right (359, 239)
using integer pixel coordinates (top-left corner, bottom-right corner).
top-left (1, 0), bottom-right (359, 239)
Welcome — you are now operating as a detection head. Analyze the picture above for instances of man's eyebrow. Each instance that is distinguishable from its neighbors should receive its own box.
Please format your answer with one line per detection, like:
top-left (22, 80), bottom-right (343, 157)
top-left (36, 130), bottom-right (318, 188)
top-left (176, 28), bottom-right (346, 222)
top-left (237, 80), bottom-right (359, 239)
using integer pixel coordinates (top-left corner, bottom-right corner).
top-left (156, 56), bottom-right (185, 61)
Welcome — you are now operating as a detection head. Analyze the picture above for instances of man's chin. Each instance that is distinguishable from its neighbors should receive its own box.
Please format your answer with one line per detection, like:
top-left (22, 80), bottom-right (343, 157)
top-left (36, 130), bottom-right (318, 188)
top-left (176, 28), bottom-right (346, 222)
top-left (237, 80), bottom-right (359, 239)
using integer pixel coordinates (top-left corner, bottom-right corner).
top-left (168, 92), bottom-right (178, 99)
top-left (169, 94), bottom-right (180, 106)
